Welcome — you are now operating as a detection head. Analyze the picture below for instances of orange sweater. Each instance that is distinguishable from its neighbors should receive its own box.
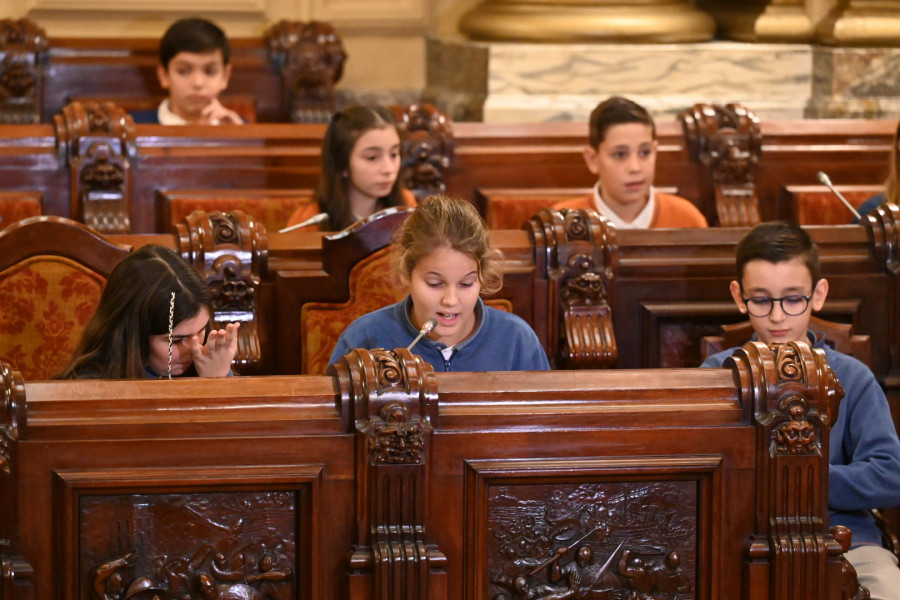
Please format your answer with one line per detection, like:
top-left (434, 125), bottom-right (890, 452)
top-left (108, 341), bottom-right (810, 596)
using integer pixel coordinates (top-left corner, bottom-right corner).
top-left (553, 192), bottom-right (708, 228)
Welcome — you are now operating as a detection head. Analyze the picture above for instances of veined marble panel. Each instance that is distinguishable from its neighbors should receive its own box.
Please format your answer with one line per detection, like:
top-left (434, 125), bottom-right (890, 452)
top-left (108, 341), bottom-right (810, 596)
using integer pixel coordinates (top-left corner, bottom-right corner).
top-left (809, 47), bottom-right (900, 118)
top-left (482, 41), bottom-right (812, 123)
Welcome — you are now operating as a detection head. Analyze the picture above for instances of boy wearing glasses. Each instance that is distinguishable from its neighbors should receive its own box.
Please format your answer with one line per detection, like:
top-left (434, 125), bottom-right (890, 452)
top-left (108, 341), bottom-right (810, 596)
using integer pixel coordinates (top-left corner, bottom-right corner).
top-left (702, 220), bottom-right (900, 599)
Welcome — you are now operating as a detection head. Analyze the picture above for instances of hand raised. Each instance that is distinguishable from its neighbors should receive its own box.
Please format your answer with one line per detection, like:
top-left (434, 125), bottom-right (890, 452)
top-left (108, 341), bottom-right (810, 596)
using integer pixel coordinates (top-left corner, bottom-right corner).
top-left (190, 322), bottom-right (241, 377)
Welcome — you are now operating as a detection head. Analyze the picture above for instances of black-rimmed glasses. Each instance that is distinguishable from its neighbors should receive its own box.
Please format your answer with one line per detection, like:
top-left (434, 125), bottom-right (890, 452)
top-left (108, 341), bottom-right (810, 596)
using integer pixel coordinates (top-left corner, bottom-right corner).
top-left (741, 294), bottom-right (812, 317)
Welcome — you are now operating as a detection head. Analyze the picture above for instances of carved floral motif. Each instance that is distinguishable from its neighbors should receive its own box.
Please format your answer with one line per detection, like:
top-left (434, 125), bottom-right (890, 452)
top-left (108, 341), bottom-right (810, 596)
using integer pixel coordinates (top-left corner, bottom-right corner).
top-left (357, 400), bottom-right (431, 465)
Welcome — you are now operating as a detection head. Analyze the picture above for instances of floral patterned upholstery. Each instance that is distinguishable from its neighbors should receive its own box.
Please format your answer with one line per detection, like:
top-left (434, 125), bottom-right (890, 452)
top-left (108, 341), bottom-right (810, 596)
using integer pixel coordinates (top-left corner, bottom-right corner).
top-left (0, 255), bottom-right (105, 380)
top-left (301, 247), bottom-right (401, 374)
top-left (301, 246), bottom-right (513, 375)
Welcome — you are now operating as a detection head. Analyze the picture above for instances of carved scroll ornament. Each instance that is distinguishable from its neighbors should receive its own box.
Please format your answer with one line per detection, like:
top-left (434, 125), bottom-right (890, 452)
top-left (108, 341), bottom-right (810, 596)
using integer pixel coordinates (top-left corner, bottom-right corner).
top-left (177, 210), bottom-right (268, 375)
top-left (681, 102), bottom-right (762, 227)
top-left (0, 18), bottom-right (48, 125)
top-left (529, 208), bottom-right (618, 369)
top-left (391, 103), bottom-right (454, 201)
top-left (265, 20), bottom-right (346, 123)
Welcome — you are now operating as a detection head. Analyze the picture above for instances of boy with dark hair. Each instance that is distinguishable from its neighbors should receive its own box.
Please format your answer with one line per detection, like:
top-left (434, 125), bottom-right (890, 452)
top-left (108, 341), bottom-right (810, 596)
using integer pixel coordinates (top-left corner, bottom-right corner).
top-left (131, 17), bottom-right (243, 125)
top-left (702, 221), bottom-right (900, 599)
top-left (554, 96), bottom-right (707, 229)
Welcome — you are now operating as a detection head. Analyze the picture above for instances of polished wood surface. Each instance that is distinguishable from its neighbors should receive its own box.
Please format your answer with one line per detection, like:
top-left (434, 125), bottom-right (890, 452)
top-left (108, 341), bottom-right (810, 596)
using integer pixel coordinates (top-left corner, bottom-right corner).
top-left (0, 340), bottom-right (861, 598)
top-left (0, 107), bottom-right (893, 234)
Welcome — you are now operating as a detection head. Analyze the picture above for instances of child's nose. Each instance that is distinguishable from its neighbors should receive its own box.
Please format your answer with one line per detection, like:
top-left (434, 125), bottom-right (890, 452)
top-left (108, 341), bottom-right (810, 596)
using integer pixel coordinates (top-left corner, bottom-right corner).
top-left (441, 287), bottom-right (457, 305)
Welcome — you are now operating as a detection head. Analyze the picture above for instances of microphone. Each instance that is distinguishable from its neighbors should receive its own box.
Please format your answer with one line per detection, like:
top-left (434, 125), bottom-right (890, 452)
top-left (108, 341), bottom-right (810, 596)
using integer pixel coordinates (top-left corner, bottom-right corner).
top-left (816, 171), bottom-right (861, 220)
top-left (279, 212), bottom-right (329, 233)
top-left (407, 318), bottom-right (438, 351)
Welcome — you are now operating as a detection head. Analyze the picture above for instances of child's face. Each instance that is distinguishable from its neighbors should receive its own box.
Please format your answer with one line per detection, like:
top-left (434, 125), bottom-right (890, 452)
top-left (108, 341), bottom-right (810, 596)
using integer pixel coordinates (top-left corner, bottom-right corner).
top-left (346, 126), bottom-right (401, 205)
top-left (157, 50), bottom-right (231, 122)
top-left (147, 307), bottom-right (210, 376)
top-left (406, 246), bottom-right (481, 348)
top-left (582, 122), bottom-right (657, 217)
top-left (729, 257), bottom-right (828, 345)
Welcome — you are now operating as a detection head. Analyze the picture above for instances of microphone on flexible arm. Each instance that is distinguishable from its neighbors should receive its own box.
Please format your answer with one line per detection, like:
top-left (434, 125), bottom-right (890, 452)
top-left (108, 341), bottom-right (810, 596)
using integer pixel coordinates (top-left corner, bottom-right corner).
top-left (816, 171), bottom-right (861, 221)
top-left (278, 212), bottom-right (329, 233)
top-left (407, 318), bottom-right (438, 351)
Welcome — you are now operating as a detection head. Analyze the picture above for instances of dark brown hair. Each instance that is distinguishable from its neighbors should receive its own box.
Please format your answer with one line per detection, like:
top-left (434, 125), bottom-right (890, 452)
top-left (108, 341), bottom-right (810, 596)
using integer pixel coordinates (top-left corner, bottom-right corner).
top-left (735, 221), bottom-right (820, 285)
top-left (588, 96), bottom-right (656, 149)
top-left (54, 245), bottom-right (212, 379)
top-left (159, 18), bottom-right (230, 69)
top-left (317, 105), bottom-right (405, 230)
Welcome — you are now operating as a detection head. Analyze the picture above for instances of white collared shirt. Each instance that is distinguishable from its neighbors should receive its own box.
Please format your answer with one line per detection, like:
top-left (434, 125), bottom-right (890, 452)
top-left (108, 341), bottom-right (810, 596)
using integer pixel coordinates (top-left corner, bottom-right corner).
top-left (590, 182), bottom-right (655, 229)
top-left (157, 100), bottom-right (188, 125)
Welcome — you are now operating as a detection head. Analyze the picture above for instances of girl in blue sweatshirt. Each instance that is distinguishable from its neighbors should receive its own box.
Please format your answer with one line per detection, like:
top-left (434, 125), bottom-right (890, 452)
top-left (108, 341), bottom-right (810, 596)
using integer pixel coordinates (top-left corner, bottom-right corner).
top-left (330, 195), bottom-right (549, 372)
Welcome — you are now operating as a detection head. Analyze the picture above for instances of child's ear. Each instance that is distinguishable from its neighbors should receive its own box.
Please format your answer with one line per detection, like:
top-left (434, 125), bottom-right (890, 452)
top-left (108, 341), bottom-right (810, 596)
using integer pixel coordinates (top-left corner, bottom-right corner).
top-left (582, 145), bottom-right (600, 175)
top-left (729, 280), bottom-right (747, 314)
top-left (156, 64), bottom-right (170, 90)
top-left (810, 277), bottom-right (829, 311)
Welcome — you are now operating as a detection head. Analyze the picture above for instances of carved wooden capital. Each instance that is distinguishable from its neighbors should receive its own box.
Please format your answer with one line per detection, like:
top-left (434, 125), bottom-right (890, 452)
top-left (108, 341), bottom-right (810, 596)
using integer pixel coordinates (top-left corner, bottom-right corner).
top-left (54, 100), bottom-right (135, 162)
top-left (864, 201), bottom-right (900, 275)
top-left (0, 18), bottom-right (48, 51)
top-left (391, 103), bottom-right (454, 201)
top-left (680, 102), bottom-right (762, 227)
top-left (176, 210), bottom-right (268, 374)
top-left (330, 348), bottom-right (444, 598)
top-left (529, 208), bottom-right (618, 369)
top-left (265, 20), bottom-right (346, 123)
top-left (728, 341), bottom-right (847, 595)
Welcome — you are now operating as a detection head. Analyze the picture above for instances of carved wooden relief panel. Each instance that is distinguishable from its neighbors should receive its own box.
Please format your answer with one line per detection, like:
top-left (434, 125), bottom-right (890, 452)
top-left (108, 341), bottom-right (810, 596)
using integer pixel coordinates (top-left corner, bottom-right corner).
top-left (467, 457), bottom-right (712, 600)
top-left (486, 481), bottom-right (696, 599)
top-left (56, 466), bottom-right (319, 600)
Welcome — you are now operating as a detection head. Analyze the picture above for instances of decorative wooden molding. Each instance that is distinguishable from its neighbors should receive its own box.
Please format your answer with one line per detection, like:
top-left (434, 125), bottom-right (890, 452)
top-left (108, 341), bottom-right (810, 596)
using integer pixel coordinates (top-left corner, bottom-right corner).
top-left (331, 347), bottom-right (446, 599)
top-left (529, 208), bottom-right (618, 369)
top-left (391, 103), bottom-right (454, 202)
top-left (265, 20), bottom-right (346, 123)
top-left (0, 18), bottom-right (47, 125)
top-left (730, 341), bottom-right (853, 596)
top-left (0, 360), bottom-right (32, 597)
top-left (176, 210), bottom-right (268, 375)
top-left (681, 102), bottom-right (762, 227)
top-left (54, 100), bottom-right (135, 234)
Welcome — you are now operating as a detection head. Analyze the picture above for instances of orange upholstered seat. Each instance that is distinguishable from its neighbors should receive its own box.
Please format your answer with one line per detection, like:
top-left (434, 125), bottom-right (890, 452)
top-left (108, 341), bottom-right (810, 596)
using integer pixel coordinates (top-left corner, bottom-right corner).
top-left (0, 217), bottom-right (130, 380)
top-left (301, 246), bottom-right (513, 375)
top-left (0, 256), bottom-right (105, 380)
top-left (301, 246), bottom-right (401, 374)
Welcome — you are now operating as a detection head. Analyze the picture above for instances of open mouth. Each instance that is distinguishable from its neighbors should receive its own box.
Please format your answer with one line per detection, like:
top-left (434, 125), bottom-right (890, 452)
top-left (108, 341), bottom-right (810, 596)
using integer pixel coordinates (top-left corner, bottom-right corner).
top-left (436, 312), bottom-right (459, 326)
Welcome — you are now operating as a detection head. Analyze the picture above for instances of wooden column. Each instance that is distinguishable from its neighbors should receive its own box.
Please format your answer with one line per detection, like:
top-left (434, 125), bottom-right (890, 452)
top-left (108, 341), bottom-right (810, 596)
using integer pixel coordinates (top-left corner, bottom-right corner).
top-left (459, 0), bottom-right (715, 43)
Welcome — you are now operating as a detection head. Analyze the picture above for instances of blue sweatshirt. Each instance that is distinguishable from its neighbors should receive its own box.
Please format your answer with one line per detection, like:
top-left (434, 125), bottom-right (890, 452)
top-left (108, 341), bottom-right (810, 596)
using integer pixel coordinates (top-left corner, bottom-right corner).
top-left (329, 296), bottom-right (550, 372)
top-left (702, 332), bottom-right (900, 546)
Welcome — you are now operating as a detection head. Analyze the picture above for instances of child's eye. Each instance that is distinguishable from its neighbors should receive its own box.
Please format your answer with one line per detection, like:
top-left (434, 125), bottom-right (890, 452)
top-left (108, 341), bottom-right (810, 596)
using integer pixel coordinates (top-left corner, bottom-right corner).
top-left (639, 148), bottom-right (653, 158)
top-left (459, 282), bottom-right (475, 288)
top-left (426, 281), bottom-right (443, 288)
top-left (612, 151), bottom-right (627, 160)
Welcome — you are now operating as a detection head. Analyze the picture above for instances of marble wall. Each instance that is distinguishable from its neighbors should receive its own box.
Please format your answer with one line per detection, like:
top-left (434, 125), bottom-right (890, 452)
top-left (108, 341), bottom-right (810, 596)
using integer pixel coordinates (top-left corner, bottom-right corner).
top-left (426, 36), bottom-right (900, 123)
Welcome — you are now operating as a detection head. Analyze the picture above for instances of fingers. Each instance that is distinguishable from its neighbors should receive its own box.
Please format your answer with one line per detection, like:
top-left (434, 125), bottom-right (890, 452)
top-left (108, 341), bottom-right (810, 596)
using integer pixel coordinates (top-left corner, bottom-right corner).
top-left (200, 100), bottom-right (244, 125)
